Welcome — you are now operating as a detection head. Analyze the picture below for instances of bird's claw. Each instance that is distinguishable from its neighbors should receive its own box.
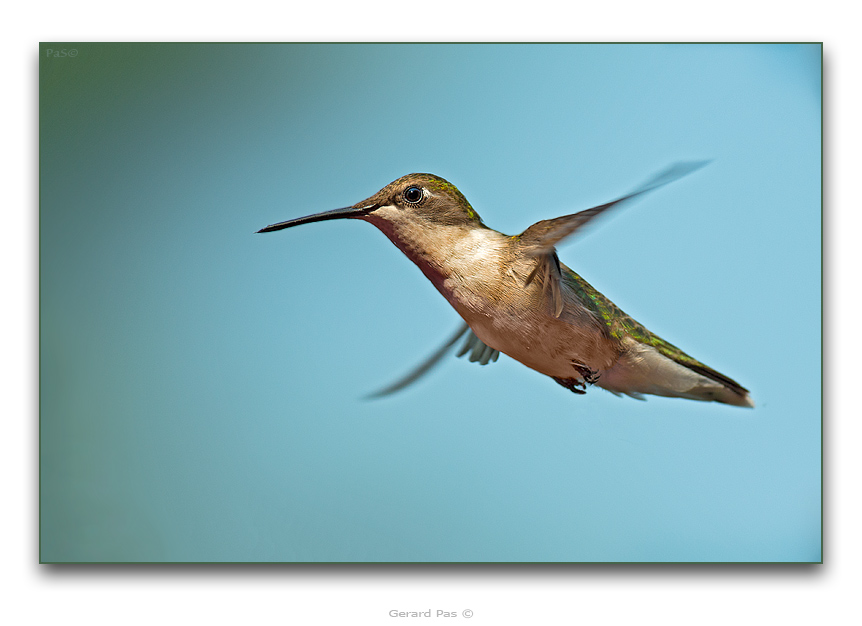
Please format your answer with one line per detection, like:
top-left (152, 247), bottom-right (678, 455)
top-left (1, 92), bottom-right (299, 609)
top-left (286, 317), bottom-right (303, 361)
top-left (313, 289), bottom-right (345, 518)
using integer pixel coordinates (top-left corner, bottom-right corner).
top-left (551, 362), bottom-right (600, 395)
top-left (572, 361), bottom-right (600, 385)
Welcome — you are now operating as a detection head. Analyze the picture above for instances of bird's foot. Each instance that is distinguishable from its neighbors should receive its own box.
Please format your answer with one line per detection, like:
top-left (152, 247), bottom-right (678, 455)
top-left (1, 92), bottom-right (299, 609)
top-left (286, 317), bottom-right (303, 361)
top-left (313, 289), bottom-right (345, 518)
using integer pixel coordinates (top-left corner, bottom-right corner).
top-left (552, 362), bottom-right (600, 395)
top-left (572, 361), bottom-right (601, 385)
top-left (552, 376), bottom-right (587, 394)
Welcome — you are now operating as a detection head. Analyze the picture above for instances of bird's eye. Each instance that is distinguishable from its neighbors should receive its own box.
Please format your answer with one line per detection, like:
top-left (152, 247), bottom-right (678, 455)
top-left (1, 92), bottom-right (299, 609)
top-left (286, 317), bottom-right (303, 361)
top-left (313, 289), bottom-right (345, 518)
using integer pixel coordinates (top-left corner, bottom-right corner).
top-left (403, 186), bottom-right (424, 204)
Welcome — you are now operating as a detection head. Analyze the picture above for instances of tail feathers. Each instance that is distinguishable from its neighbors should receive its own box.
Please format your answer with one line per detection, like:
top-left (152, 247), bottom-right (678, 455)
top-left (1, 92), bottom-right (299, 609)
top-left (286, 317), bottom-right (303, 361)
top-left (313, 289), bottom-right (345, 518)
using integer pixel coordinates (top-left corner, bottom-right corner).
top-left (598, 340), bottom-right (754, 408)
top-left (681, 362), bottom-right (754, 407)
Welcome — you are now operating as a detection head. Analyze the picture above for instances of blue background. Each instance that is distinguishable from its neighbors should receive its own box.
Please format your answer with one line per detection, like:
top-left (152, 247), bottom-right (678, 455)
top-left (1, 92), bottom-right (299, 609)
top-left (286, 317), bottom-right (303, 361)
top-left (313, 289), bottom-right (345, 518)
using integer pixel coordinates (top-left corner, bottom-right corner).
top-left (40, 43), bottom-right (821, 562)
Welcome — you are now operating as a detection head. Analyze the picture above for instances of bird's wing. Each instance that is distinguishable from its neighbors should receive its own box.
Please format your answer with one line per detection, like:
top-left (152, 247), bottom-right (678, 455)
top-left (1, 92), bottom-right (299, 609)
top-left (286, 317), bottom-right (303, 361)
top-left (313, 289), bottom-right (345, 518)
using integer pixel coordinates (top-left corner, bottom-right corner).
top-left (519, 161), bottom-right (710, 255)
top-left (367, 323), bottom-right (500, 398)
top-left (518, 161), bottom-right (709, 317)
top-left (455, 326), bottom-right (502, 365)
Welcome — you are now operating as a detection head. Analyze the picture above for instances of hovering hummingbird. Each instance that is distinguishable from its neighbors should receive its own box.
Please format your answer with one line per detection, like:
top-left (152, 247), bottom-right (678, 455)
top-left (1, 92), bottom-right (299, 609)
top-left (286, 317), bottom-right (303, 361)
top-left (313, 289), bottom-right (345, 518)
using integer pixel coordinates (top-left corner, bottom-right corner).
top-left (258, 163), bottom-right (753, 407)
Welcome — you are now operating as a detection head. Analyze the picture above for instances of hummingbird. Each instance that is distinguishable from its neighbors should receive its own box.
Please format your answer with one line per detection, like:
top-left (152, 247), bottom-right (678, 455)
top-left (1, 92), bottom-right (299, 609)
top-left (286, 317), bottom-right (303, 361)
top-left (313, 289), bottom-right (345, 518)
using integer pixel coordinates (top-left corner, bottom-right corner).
top-left (258, 163), bottom-right (753, 408)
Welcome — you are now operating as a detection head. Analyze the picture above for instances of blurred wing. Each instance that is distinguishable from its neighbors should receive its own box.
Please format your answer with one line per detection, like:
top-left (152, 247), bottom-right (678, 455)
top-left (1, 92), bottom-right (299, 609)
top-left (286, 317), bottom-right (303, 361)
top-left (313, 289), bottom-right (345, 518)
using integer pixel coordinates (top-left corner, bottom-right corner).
top-left (367, 323), bottom-right (500, 398)
top-left (519, 161), bottom-right (710, 256)
top-left (519, 161), bottom-right (710, 318)
top-left (455, 327), bottom-right (501, 365)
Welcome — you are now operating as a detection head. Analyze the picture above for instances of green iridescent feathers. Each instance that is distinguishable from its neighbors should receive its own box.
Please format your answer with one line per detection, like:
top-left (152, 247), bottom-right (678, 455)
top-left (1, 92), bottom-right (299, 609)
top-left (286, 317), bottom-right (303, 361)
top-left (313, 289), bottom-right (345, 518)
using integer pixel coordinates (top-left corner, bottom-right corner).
top-left (422, 175), bottom-right (483, 223)
top-left (560, 266), bottom-right (750, 397)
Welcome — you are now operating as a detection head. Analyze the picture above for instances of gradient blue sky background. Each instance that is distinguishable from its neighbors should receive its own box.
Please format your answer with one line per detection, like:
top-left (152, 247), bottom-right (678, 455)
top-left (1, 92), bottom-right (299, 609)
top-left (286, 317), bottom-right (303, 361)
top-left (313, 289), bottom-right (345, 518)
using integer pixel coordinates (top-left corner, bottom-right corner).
top-left (40, 43), bottom-right (820, 562)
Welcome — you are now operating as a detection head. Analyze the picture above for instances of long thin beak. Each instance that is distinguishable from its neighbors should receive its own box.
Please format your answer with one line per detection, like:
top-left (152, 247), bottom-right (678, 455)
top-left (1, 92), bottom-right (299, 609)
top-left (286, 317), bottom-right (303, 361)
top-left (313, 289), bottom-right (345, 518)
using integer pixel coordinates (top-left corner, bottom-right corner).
top-left (256, 204), bottom-right (376, 233)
